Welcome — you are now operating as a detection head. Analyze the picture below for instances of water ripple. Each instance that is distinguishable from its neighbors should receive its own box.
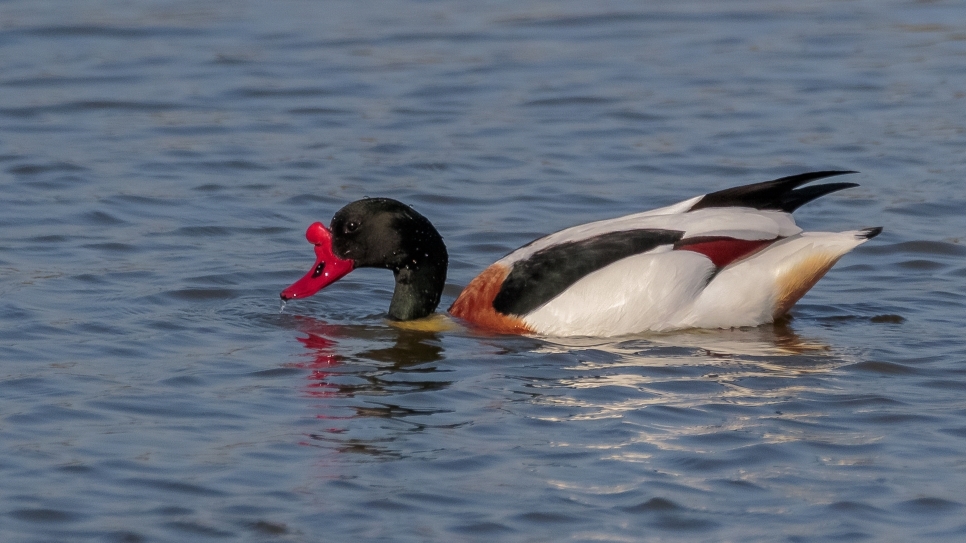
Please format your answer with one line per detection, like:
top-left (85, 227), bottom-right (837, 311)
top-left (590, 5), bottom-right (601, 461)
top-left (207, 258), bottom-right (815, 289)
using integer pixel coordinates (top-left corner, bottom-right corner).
top-left (2, 0), bottom-right (965, 541)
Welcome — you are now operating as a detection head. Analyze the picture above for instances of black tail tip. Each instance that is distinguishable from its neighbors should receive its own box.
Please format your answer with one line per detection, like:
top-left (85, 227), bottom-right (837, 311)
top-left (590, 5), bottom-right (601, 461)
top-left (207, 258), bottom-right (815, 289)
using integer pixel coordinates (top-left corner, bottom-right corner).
top-left (859, 226), bottom-right (883, 240)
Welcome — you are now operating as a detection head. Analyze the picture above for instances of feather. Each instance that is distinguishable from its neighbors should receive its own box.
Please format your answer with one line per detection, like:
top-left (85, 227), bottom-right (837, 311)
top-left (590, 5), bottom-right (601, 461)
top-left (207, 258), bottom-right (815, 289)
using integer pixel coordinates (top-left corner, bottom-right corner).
top-left (689, 171), bottom-right (857, 212)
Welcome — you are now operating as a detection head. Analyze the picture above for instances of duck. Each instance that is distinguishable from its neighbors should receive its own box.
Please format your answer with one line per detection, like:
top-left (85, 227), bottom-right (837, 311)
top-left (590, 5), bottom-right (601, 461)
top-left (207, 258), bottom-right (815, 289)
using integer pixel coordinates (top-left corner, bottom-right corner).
top-left (281, 171), bottom-right (881, 337)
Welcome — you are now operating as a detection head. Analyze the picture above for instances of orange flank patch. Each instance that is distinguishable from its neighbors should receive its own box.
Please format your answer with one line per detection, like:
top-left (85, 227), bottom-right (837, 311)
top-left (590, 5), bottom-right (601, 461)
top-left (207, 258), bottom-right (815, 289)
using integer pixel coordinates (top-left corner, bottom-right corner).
top-left (773, 252), bottom-right (842, 318)
top-left (448, 264), bottom-right (533, 335)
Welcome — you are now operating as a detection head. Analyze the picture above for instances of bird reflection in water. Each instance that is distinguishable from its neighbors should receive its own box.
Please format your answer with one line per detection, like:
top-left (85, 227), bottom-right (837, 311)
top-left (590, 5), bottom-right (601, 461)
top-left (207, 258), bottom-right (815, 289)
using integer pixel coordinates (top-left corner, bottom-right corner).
top-left (525, 318), bottom-right (851, 436)
top-left (285, 317), bottom-right (343, 401)
top-left (286, 316), bottom-right (452, 457)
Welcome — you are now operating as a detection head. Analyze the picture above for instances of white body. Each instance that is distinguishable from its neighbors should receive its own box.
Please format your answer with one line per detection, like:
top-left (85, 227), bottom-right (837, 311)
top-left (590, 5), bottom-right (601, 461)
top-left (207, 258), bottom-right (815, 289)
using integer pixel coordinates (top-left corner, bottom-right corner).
top-left (495, 204), bottom-right (870, 337)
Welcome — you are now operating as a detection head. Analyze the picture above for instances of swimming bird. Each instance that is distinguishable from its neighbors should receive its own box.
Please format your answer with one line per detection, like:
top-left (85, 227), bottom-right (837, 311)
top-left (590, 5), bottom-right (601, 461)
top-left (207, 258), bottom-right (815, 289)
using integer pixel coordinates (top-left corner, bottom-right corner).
top-left (281, 171), bottom-right (880, 337)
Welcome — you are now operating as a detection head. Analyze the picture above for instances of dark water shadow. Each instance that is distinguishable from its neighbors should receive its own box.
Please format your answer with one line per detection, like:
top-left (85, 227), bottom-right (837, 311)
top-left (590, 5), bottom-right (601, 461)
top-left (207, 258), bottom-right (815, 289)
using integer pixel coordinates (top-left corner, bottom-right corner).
top-left (506, 318), bottom-right (832, 359)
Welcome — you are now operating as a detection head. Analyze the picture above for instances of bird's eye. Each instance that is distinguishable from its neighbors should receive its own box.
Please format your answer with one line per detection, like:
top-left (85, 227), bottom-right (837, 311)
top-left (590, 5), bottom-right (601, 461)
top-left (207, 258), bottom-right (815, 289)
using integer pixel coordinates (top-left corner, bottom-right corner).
top-left (344, 221), bottom-right (360, 234)
top-left (312, 262), bottom-right (326, 278)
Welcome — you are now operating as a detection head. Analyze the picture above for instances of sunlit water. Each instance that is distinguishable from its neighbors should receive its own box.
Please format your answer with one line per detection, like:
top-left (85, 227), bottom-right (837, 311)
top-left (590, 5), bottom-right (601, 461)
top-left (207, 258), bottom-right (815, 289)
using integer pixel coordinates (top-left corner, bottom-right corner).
top-left (3, 1), bottom-right (966, 541)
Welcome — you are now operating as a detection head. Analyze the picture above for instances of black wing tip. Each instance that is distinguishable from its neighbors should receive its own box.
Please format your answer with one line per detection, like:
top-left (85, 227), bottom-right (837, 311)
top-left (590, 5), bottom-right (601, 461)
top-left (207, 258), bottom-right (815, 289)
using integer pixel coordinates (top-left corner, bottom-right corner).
top-left (778, 170), bottom-right (859, 180)
top-left (780, 181), bottom-right (861, 212)
top-left (859, 226), bottom-right (883, 240)
top-left (690, 170), bottom-right (861, 212)
top-left (809, 170), bottom-right (858, 177)
top-left (748, 170), bottom-right (859, 188)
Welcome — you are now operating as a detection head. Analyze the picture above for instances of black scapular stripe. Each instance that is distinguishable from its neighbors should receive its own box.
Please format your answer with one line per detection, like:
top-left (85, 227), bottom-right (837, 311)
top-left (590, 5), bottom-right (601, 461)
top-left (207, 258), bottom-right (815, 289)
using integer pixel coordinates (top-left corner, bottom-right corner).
top-left (492, 229), bottom-right (684, 316)
top-left (689, 171), bottom-right (858, 212)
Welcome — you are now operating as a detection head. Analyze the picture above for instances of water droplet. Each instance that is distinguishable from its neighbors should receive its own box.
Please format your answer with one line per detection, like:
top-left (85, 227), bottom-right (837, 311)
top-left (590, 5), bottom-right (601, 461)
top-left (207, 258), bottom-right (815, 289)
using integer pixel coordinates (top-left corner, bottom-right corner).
top-left (279, 299), bottom-right (287, 314)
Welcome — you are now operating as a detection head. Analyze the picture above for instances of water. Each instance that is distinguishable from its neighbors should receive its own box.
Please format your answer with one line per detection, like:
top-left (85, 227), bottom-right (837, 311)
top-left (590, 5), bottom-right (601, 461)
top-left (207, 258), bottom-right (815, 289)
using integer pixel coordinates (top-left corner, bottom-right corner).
top-left (2, 0), bottom-right (966, 541)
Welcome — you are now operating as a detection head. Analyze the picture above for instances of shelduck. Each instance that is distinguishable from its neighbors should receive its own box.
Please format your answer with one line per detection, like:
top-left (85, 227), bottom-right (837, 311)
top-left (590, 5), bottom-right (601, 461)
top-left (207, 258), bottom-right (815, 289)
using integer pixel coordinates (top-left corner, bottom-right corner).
top-left (281, 171), bottom-right (881, 337)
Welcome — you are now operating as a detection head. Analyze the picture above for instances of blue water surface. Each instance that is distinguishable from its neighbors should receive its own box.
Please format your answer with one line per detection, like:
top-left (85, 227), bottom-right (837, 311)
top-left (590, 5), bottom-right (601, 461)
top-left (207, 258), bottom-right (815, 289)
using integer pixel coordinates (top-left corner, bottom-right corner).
top-left (2, 1), bottom-right (966, 541)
